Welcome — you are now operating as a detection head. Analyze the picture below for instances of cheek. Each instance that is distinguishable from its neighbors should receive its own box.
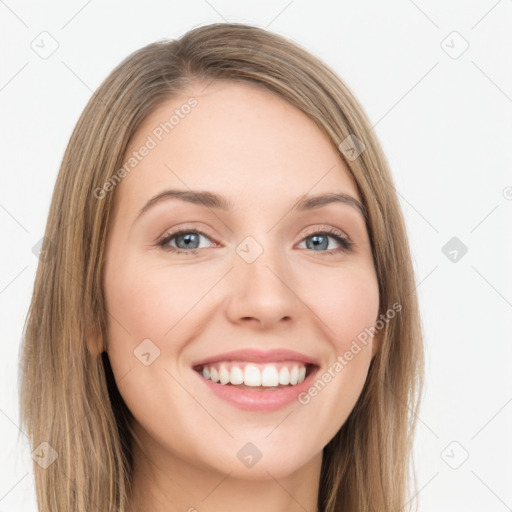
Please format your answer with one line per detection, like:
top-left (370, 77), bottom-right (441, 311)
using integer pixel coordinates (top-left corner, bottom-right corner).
top-left (302, 263), bottom-right (380, 351)
top-left (102, 253), bottom-right (227, 390)
top-left (295, 265), bottom-right (379, 433)
top-left (102, 255), bottom-right (204, 439)
top-left (104, 254), bottom-right (215, 340)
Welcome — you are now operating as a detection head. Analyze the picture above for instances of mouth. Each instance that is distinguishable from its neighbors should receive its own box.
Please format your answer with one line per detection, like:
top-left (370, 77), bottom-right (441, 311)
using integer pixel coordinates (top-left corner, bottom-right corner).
top-left (192, 360), bottom-right (320, 412)
top-left (193, 361), bottom-right (318, 390)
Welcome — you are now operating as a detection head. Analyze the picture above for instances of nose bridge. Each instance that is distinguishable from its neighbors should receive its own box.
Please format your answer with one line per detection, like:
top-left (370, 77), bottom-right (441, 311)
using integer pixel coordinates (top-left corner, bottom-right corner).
top-left (227, 231), bottom-right (297, 325)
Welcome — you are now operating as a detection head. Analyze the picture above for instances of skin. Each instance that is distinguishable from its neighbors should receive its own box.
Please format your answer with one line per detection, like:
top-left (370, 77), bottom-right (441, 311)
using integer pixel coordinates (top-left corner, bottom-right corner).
top-left (100, 80), bottom-right (381, 512)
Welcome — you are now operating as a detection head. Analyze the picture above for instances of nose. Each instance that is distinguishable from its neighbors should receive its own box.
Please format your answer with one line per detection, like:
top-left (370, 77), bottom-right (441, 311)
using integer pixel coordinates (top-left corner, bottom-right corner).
top-left (224, 243), bottom-right (298, 329)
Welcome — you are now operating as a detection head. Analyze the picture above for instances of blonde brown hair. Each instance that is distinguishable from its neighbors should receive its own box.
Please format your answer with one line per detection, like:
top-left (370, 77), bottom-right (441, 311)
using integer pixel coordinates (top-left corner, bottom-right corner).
top-left (19, 22), bottom-right (424, 511)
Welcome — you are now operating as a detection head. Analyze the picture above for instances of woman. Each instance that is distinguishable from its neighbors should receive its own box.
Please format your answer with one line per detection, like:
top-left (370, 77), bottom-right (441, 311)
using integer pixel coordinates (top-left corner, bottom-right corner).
top-left (19, 22), bottom-right (424, 512)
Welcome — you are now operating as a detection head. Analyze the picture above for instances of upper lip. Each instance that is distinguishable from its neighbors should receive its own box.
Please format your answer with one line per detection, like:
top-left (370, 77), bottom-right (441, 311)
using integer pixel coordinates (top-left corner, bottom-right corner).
top-left (192, 348), bottom-right (320, 369)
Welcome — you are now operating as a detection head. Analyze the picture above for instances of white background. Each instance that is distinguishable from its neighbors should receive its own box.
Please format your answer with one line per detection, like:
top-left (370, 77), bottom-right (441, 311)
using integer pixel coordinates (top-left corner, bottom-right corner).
top-left (1, 1), bottom-right (511, 510)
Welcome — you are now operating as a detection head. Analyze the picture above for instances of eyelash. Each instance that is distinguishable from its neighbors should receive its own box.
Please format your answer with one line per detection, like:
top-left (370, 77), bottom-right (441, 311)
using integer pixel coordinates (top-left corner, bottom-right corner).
top-left (156, 226), bottom-right (354, 256)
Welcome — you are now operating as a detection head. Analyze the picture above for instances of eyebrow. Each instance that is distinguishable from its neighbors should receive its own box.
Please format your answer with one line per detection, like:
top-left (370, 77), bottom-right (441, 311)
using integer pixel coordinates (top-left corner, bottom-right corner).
top-left (135, 188), bottom-right (367, 221)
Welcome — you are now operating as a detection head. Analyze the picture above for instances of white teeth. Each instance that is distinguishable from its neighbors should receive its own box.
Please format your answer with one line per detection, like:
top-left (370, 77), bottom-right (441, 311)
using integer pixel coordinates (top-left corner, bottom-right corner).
top-left (199, 362), bottom-right (309, 387)
top-left (230, 366), bottom-right (244, 385)
top-left (219, 364), bottom-right (230, 385)
top-left (289, 365), bottom-right (299, 385)
top-left (278, 366), bottom-right (290, 385)
top-left (261, 365), bottom-right (279, 387)
top-left (244, 364), bottom-right (261, 386)
top-left (210, 367), bottom-right (220, 383)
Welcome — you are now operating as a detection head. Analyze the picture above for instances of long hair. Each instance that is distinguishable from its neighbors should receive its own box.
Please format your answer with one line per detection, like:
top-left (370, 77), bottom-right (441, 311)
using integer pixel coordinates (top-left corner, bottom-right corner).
top-left (19, 22), bottom-right (424, 511)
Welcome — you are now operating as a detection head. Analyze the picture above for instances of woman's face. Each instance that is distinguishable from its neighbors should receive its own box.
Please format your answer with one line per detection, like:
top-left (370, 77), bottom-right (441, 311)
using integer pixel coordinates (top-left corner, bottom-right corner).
top-left (102, 80), bottom-right (380, 480)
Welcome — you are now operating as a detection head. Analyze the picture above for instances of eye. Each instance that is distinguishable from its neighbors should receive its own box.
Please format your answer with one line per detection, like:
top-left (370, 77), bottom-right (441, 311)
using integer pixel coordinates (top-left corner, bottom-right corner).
top-left (297, 226), bottom-right (353, 255)
top-left (156, 226), bottom-right (353, 256)
top-left (157, 228), bottom-right (216, 255)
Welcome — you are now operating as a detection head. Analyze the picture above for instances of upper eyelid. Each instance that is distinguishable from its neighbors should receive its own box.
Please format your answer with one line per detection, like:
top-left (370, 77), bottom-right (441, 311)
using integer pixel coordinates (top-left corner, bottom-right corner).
top-left (159, 224), bottom-right (349, 239)
top-left (158, 225), bottom-right (217, 244)
top-left (301, 224), bottom-right (350, 240)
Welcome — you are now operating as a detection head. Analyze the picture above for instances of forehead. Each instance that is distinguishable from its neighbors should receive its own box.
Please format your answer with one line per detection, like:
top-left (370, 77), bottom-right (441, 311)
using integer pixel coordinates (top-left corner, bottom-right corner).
top-left (116, 80), bottom-right (359, 213)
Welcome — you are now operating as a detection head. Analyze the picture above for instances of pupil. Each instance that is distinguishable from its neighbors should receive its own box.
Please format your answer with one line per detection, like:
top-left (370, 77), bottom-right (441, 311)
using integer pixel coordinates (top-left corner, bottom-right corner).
top-left (179, 233), bottom-right (198, 249)
top-left (308, 234), bottom-right (327, 250)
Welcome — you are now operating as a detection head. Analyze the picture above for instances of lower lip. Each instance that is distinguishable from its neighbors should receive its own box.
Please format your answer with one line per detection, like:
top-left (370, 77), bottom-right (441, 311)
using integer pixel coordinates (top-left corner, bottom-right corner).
top-left (194, 366), bottom-right (319, 412)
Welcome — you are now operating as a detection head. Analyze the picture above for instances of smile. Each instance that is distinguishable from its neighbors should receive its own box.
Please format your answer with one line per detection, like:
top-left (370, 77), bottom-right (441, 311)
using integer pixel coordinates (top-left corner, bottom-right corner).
top-left (193, 361), bottom-right (319, 412)
top-left (195, 361), bottom-right (310, 387)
